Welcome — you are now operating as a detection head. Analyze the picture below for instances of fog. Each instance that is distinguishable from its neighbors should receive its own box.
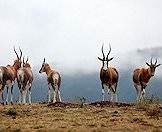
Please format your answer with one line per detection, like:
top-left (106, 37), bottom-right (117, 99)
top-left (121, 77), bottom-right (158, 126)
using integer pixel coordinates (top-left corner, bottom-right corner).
top-left (0, 0), bottom-right (162, 74)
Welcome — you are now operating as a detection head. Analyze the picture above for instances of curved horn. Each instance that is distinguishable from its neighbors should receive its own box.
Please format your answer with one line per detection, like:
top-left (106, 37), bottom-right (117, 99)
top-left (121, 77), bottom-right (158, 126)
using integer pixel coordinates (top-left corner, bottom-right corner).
top-left (14, 46), bottom-right (19, 59)
top-left (23, 56), bottom-right (25, 65)
top-left (150, 58), bottom-right (153, 65)
top-left (155, 59), bottom-right (157, 65)
top-left (106, 43), bottom-right (111, 59)
top-left (43, 58), bottom-right (45, 63)
top-left (101, 44), bottom-right (105, 59)
top-left (26, 57), bottom-right (29, 63)
top-left (19, 47), bottom-right (22, 60)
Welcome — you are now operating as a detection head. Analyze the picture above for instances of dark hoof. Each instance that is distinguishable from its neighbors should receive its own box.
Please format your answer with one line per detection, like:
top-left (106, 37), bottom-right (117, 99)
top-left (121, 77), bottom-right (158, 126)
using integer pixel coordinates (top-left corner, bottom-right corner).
top-left (11, 102), bottom-right (13, 105)
top-left (5, 102), bottom-right (8, 105)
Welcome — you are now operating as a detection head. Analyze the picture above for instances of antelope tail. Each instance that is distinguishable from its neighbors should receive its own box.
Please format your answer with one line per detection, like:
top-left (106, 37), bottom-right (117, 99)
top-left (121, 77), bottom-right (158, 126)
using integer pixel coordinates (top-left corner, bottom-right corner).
top-left (0, 68), bottom-right (3, 92)
top-left (0, 68), bottom-right (3, 84)
top-left (17, 70), bottom-right (24, 85)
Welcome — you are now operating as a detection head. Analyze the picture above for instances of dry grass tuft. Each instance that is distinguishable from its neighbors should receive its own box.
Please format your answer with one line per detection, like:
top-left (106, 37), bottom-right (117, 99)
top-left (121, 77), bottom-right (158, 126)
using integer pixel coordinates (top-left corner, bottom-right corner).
top-left (135, 96), bottom-right (162, 118)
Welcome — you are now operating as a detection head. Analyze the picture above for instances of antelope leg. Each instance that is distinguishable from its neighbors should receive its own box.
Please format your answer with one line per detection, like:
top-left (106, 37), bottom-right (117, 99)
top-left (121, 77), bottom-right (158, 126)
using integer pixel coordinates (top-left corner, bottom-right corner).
top-left (5, 87), bottom-right (9, 104)
top-left (48, 84), bottom-right (51, 103)
top-left (28, 87), bottom-right (32, 104)
top-left (10, 85), bottom-right (14, 104)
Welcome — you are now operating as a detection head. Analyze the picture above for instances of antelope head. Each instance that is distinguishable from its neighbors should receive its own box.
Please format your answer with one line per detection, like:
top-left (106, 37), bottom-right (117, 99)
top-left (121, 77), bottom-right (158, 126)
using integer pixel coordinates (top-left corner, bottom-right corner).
top-left (39, 58), bottom-right (48, 73)
top-left (146, 58), bottom-right (161, 76)
top-left (13, 47), bottom-right (22, 69)
top-left (98, 44), bottom-right (114, 70)
top-left (23, 57), bottom-right (31, 68)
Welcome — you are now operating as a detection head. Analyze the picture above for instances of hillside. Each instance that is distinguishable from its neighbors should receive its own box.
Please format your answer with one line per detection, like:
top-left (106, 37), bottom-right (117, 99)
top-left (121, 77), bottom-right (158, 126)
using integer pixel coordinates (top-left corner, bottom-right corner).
top-left (137, 46), bottom-right (162, 58)
top-left (0, 101), bottom-right (162, 132)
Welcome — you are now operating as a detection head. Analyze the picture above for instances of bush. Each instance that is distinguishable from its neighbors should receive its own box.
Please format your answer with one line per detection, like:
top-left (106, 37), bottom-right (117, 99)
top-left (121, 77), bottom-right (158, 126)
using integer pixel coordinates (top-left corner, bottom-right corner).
top-left (74, 96), bottom-right (86, 108)
top-left (5, 108), bottom-right (18, 116)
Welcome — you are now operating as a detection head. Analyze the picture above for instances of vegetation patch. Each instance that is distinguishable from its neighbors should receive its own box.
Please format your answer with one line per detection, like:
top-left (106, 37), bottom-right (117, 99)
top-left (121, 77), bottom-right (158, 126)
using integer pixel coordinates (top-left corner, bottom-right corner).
top-left (5, 108), bottom-right (18, 117)
top-left (135, 96), bottom-right (161, 111)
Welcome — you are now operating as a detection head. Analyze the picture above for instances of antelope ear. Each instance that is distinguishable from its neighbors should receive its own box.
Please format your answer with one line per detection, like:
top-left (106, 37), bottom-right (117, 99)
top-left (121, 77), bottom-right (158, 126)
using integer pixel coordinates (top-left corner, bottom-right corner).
top-left (146, 62), bottom-right (150, 66)
top-left (156, 64), bottom-right (161, 67)
top-left (108, 57), bottom-right (114, 61)
top-left (98, 57), bottom-right (103, 61)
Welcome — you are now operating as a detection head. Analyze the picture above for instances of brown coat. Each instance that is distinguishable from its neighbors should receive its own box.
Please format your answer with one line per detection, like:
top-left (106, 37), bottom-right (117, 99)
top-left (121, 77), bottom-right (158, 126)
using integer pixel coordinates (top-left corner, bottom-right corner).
top-left (133, 68), bottom-right (151, 85)
top-left (18, 68), bottom-right (33, 89)
top-left (44, 65), bottom-right (61, 89)
top-left (100, 67), bottom-right (118, 86)
top-left (0, 65), bottom-right (17, 85)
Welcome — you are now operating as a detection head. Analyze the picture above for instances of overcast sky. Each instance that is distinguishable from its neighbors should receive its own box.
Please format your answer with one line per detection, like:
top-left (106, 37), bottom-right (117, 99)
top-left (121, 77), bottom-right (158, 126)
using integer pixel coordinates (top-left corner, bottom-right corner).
top-left (0, 0), bottom-right (162, 73)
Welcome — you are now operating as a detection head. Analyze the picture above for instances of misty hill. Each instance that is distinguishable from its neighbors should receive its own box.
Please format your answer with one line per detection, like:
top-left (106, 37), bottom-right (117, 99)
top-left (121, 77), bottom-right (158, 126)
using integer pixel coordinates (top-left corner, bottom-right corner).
top-left (29, 70), bottom-right (161, 103)
top-left (137, 46), bottom-right (162, 58)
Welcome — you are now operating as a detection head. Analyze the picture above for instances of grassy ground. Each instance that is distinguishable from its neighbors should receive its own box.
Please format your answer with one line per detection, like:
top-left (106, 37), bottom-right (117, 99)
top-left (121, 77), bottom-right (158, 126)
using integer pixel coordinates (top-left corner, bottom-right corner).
top-left (0, 101), bottom-right (162, 132)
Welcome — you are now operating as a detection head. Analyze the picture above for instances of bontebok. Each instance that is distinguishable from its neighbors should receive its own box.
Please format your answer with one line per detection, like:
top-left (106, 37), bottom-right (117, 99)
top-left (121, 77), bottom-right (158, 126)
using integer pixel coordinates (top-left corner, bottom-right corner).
top-left (133, 58), bottom-right (160, 101)
top-left (17, 57), bottom-right (33, 104)
top-left (39, 58), bottom-right (61, 103)
top-left (0, 47), bottom-right (22, 104)
top-left (98, 44), bottom-right (119, 102)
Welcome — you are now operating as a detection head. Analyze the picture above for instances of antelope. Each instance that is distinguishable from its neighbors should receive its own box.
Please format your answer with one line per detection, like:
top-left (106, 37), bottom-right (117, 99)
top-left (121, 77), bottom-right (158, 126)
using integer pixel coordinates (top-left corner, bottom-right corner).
top-left (98, 44), bottom-right (119, 102)
top-left (133, 58), bottom-right (160, 101)
top-left (39, 58), bottom-right (61, 103)
top-left (0, 47), bottom-right (22, 104)
top-left (17, 57), bottom-right (33, 104)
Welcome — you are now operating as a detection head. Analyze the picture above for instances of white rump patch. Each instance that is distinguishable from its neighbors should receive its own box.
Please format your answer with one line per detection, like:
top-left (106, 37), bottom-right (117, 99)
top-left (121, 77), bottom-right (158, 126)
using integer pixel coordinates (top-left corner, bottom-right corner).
top-left (53, 73), bottom-right (59, 85)
top-left (17, 69), bottom-right (24, 83)
top-left (53, 73), bottom-right (59, 80)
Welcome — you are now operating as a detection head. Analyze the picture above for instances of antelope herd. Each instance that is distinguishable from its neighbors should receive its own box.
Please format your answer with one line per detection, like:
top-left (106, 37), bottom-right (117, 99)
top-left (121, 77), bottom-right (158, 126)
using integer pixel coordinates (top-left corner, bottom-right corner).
top-left (0, 45), bottom-right (161, 105)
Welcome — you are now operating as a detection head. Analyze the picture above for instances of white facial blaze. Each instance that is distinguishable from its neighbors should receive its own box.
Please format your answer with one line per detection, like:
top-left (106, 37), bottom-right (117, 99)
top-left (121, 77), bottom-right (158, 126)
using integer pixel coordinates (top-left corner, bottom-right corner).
top-left (103, 61), bottom-right (107, 70)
